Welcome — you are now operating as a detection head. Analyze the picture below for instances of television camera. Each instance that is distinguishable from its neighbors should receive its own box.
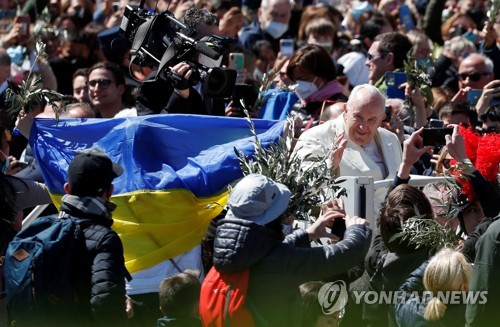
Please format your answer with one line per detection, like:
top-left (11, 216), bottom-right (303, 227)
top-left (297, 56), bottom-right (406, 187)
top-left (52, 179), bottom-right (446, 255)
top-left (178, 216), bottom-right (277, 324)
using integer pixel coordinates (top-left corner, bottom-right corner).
top-left (119, 5), bottom-right (236, 97)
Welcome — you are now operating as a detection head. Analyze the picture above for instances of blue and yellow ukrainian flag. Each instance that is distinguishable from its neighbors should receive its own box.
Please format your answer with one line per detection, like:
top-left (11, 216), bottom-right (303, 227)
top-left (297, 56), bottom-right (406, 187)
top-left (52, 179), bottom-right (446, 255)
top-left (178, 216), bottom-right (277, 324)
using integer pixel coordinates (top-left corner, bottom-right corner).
top-left (30, 115), bottom-right (284, 274)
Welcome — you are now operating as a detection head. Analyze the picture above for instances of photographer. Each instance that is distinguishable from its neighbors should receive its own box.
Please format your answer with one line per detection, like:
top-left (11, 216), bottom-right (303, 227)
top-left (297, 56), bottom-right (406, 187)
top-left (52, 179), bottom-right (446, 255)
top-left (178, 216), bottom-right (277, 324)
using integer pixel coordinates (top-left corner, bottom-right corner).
top-left (135, 8), bottom-right (233, 117)
top-left (162, 61), bottom-right (210, 115)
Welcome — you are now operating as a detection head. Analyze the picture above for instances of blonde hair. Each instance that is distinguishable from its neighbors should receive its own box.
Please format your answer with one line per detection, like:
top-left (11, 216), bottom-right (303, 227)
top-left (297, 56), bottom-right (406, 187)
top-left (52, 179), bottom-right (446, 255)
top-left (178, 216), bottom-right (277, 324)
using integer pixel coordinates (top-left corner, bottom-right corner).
top-left (423, 248), bottom-right (472, 321)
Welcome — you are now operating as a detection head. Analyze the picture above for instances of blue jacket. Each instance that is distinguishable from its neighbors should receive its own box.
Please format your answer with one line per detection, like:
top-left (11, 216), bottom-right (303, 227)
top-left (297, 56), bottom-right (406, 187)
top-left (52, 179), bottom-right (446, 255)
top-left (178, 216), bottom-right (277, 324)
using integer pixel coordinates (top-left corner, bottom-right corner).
top-left (395, 261), bottom-right (466, 327)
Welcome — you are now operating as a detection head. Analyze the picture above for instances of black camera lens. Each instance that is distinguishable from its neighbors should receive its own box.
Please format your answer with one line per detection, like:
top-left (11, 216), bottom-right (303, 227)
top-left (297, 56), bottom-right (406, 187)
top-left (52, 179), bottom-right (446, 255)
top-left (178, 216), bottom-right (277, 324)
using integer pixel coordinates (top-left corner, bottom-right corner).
top-left (203, 68), bottom-right (237, 98)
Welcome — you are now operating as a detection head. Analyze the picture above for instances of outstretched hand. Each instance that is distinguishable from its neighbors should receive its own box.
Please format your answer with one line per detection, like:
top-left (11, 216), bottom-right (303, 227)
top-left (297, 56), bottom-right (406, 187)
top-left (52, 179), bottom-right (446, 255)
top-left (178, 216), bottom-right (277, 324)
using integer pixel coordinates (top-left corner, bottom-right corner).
top-left (330, 131), bottom-right (347, 172)
top-left (398, 128), bottom-right (433, 179)
top-left (219, 7), bottom-right (244, 37)
top-left (445, 125), bottom-right (468, 162)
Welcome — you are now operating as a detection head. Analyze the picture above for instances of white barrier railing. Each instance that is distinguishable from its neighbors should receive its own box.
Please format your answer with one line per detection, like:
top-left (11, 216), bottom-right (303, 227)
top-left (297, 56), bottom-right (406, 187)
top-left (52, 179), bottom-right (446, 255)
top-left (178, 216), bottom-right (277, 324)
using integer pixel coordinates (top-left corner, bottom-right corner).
top-left (336, 175), bottom-right (449, 228)
top-left (22, 204), bottom-right (49, 229)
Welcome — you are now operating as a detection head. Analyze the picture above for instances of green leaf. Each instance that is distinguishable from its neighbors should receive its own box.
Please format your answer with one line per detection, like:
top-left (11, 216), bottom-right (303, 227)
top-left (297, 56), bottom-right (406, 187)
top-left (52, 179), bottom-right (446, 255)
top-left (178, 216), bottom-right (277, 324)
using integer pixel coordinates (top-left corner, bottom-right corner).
top-left (235, 113), bottom-right (345, 223)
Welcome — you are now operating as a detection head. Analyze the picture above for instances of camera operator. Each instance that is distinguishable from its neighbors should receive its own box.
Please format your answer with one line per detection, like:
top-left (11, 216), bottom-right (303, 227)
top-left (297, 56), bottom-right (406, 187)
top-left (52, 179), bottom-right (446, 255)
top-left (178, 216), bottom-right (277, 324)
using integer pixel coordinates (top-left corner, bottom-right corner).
top-left (135, 8), bottom-right (231, 116)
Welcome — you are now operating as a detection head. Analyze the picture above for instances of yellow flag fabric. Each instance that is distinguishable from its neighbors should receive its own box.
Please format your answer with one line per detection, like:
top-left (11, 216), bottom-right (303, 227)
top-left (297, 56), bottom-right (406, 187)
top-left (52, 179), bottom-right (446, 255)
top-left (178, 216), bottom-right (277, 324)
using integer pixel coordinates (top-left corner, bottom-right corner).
top-left (32, 115), bottom-right (284, 273)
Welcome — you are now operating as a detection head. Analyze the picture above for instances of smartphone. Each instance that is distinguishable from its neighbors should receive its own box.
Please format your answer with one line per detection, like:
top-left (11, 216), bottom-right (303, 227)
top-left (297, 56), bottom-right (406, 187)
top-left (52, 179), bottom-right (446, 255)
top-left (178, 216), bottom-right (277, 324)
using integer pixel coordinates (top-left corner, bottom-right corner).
top-left (398, 4), bottom-right (414, 31)
top-left (280, 39), bottom-right (294, 57)
top-left (422, 127), bottom-right (453, 147)
top-left (112, 2), bottom-right (120, 12)
top-left (229, 52), bottom-right (245, 84)
top-left (15, 16), bottom-right (30, 37)
top-left (467, 89), bottom-right (482, 105)
top-left (228, 53), bottom-right (244, 71)
top-left (385, 71), bottom-right (407, 100)
top-left (330, 217), bottom-right (346, 240)
top-left (490, 96), bottom-right (500, 106)
top-left (15, 161), bottom-right (29, 170)
top-left (429, 119), bottom-right (444, 128)
top-left (463, 30), bottom-right (477, 44)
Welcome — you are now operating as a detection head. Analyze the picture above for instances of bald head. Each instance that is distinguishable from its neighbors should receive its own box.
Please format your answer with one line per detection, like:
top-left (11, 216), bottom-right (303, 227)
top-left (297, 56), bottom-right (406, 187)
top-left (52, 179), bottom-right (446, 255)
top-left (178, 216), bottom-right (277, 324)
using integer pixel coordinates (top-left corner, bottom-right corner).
top-left (61, 102), bottom-right (96, 118)
top-left (344, 84), bottom-right (386, 146)
top-left (320, 102), bottom-right (345, 122)
top-left (458, 53), bottom-right (493, 90)
top-left (347, 84), bottom-right (386, 113)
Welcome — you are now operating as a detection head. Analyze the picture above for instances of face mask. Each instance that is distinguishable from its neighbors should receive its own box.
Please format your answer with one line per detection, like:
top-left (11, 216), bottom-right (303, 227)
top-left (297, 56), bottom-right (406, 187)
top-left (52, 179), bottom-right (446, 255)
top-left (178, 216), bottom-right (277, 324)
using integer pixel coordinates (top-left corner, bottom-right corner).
top-left (416, 57), bottom-right (432, 69)
top-left (265, 20), bottom-right (288, 39)
top-left (295, 78), bottom-right (318, 100)
top-left (0, 150), bottom-right (9, 173)
top-left (7, 45), bottom-right (25, 66)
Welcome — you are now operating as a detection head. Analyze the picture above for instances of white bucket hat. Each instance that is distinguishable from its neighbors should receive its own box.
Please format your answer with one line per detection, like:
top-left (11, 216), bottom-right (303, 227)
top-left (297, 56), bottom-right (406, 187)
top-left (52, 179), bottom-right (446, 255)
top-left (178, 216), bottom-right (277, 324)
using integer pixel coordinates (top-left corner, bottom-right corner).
top-left (225, 174), bottom-right (291, 225)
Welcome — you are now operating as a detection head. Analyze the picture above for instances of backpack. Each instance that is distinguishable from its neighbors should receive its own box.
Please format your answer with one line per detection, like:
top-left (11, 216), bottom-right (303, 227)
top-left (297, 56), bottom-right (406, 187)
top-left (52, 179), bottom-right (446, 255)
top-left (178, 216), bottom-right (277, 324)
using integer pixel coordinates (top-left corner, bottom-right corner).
top-left (199, 267), bottom-right (255, 327)
top-left (2, 213), bottom-right (93, 326)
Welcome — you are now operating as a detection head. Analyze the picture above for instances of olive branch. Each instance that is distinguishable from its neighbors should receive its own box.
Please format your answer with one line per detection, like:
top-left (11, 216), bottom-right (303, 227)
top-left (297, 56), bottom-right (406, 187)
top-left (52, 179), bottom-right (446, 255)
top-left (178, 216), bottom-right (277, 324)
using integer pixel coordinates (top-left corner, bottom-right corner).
top-left (5, 42), bottom-right (63, 120)
top-left (234, 111), bottom-right (345, 222)
top-left (389, 161), bottom-right (475, 251)
top-left (487, 0), bottom-right (500, 24)
top-left (402, 54), bottom-right (432, 109)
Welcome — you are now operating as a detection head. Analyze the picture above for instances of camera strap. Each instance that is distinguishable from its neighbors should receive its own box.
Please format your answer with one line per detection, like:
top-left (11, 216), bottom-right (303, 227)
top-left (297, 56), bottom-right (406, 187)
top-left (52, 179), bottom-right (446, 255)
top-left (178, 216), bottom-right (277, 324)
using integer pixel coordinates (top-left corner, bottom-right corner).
top-left (155, 42), bottom-right (177, 81)
top-left (130, 17), bottom-right (155, 64)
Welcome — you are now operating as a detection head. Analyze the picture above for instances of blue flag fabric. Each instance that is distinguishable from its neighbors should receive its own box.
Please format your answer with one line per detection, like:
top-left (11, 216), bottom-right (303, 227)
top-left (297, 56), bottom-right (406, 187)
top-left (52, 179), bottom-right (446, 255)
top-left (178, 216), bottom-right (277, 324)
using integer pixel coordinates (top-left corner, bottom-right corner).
top-left (31, 114), bottom-right (284, 197)
top-left (30, 114), bottom-right (285, 273)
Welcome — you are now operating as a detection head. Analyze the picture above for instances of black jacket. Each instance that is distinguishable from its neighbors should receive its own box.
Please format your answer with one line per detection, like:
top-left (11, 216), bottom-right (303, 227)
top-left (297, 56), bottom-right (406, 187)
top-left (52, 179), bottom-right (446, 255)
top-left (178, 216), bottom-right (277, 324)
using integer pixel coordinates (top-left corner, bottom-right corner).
top-left (135, 72), bottom-right (225, 116)
top-left (212, 218), bottom-right (372, 327)
top-left (60, 202), bottom-right (128, 327)
top-left (363, 235), bottom-right (432, 327)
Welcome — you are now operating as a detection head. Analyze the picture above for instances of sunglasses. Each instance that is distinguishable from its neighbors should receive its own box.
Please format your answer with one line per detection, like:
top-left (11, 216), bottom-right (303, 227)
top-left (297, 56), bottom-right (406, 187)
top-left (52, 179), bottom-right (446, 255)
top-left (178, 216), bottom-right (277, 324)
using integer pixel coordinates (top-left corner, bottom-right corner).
top-left (458, 72), bottom-right (490, 82)
top-left (478, 126), bottom-right (499, 134)
top-left (367, 52), bottom-right (387, 61)
top-left (88, 79), bottom-right (114, 89)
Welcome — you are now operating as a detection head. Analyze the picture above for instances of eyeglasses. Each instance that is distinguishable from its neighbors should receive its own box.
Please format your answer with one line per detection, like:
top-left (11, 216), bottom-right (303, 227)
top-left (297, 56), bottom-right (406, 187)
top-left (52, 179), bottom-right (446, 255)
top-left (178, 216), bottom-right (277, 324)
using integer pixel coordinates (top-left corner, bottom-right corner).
top-left (88, 79), bottom-right (114, 89)
top-left (458, 72), bottom-right (490, 82)
top-left (367, 52), bottom-right (387, 61)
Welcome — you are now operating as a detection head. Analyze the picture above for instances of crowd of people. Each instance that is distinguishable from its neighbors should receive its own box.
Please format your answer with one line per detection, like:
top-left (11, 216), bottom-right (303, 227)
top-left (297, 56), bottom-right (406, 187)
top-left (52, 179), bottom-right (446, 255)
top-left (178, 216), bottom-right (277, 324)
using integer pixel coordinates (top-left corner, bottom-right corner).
top-left (0, 0), bottom-right (499, 325)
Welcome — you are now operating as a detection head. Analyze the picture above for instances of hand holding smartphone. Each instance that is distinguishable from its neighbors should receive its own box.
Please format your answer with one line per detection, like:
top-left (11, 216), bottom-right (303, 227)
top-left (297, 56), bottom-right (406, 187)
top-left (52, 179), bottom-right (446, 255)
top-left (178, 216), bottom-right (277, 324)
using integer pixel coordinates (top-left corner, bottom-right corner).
top-left (429, 119), bottom-right (444, 128)
top-left (228, 53), bottom-right (245, 84)
top-left (14, 16), bottom-right (30, 37)
top-left (467, 89), bottom-right (482, 105)
top-left (398, 4), bottom-right (414, 31)
top-left (422, 127), bottom-right (453, 148)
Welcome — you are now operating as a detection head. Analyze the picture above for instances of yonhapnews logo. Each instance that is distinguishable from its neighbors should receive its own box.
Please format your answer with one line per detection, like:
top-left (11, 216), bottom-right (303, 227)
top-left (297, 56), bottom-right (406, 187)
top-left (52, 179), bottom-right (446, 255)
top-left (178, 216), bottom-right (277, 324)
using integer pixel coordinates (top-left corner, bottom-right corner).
top-left (317, 280), bottom-right (349, 314)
